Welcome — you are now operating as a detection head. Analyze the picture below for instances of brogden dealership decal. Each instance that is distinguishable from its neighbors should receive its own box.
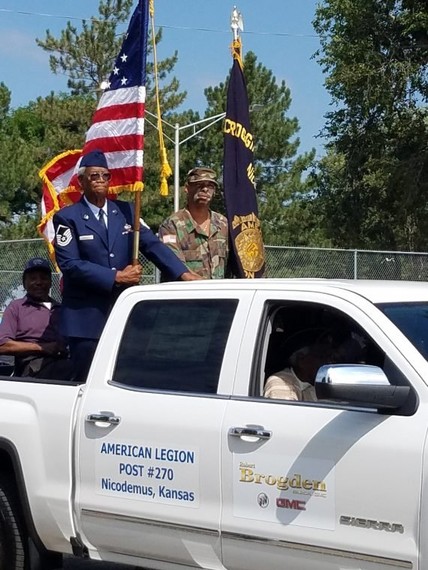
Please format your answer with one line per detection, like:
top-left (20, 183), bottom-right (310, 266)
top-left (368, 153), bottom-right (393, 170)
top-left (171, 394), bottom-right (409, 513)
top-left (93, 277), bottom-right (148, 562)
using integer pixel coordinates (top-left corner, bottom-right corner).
top-left (233, 454), bottom-right (335, 530)
top-left (95, 440), bottom-right (199, 507)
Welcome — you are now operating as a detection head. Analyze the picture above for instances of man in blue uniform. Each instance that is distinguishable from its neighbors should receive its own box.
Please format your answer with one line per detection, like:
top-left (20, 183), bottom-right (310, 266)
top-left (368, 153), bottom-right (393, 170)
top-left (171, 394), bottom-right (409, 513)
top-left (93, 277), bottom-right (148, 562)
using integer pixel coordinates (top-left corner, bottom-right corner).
top-left (53, 149), bottom-right (198, 381)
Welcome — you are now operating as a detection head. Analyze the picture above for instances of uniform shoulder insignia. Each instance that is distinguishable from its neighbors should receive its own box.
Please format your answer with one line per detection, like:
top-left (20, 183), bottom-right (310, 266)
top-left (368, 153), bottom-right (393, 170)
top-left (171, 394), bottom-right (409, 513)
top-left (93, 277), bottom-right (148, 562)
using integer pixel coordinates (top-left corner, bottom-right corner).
top-left (162, 235), bottom-right (177, 244)
top-left (56, 225), bottom-right (73, 247)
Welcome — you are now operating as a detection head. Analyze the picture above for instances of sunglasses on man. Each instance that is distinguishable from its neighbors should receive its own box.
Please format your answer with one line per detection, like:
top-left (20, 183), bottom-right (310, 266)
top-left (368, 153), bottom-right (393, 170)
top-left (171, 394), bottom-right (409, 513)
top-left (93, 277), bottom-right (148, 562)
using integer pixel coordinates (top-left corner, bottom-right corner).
top-left (87, 172), bottom-right (111, 182)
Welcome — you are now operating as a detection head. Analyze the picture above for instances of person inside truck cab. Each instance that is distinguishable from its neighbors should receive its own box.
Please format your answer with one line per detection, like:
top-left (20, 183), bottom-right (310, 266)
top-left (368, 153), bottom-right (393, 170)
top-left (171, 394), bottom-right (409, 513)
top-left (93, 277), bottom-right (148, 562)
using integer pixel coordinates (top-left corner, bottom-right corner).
top-left (0, 258), bottom-right (71, 379)
top-left (263, 330), bottom-right (365, 401)
top-left (263, 336), bottom-right (333, 401)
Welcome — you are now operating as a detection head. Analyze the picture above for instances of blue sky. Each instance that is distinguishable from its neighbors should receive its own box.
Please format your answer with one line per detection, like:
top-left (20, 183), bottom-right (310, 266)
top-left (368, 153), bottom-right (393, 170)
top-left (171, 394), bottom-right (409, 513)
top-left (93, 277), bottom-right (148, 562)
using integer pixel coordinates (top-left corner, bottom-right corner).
top-left (0, 0), bottom-right (330, 156)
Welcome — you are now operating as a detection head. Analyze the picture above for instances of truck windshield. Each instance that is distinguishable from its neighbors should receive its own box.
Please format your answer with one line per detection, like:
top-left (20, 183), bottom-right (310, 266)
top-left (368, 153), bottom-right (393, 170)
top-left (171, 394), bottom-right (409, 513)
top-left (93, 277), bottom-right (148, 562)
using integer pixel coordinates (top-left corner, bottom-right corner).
top-left (378, 302), bottom-right (428, 359)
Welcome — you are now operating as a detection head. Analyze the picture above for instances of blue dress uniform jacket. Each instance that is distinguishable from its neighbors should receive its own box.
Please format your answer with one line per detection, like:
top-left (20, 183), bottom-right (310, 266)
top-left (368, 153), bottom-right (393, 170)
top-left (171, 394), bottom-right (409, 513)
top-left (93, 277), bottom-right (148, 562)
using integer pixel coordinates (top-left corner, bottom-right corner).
top-left (53, 197), bottom-right (187, 340)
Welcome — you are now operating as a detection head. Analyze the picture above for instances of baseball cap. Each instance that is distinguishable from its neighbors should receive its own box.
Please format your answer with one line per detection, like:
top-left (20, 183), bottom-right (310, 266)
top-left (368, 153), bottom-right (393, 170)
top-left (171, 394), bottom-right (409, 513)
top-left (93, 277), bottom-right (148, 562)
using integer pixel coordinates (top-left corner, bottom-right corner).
top-left (23, 258), bottom-right (52, 277)
top-left (80, 149), bottom-right (108, 169)
top-left (186, 167), bottom-right (219, 187)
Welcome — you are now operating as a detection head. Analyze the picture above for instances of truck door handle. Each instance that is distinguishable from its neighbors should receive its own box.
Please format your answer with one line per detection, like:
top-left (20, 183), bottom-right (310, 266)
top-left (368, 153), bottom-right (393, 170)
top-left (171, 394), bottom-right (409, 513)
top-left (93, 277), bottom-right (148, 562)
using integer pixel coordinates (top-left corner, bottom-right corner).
top-left (86, 413), bottom-right (121, 426)
top-left (229, 427), bottom-right (272, 440)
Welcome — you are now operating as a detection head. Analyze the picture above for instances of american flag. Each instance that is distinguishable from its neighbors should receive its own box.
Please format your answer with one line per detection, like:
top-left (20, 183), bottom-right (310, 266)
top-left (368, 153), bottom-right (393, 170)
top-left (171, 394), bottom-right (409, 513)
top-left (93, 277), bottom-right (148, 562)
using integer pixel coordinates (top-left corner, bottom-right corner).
top-left (38, 0), bottom-right (149, 258)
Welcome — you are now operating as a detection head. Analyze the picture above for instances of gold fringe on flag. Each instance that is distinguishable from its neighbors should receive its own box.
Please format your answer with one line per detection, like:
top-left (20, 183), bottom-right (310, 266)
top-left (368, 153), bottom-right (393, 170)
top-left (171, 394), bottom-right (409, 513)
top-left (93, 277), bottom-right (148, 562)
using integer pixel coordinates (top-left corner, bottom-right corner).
top-left (37, 149), bottom-right (82, 269)
top-left (150, 0), bottom-right (172, 196)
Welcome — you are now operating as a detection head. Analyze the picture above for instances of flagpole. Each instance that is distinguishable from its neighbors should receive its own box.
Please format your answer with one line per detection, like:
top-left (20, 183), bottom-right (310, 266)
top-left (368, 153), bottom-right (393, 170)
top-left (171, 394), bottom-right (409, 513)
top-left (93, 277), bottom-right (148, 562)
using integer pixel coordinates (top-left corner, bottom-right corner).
top-left (132, 191), bottom-right (141, 264)
top-left (132, 0), bottom-right (148, 265)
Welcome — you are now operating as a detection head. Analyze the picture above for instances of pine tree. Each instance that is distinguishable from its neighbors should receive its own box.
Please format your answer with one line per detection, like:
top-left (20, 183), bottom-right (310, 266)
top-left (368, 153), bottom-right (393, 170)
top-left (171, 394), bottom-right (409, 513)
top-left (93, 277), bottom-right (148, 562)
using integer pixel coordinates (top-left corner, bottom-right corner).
top-left (313, 0), bottom-right (428, 250)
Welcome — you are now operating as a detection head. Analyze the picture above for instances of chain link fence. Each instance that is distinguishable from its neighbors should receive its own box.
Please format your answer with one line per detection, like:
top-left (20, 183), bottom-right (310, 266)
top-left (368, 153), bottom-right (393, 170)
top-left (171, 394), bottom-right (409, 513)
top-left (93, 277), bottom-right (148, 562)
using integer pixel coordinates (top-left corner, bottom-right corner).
top-left (0, 238), bottom-right (156, 312)
top-left (265, 245), bottom-right (428, 281)
top-left (0, 238), bottom-right (427, 313)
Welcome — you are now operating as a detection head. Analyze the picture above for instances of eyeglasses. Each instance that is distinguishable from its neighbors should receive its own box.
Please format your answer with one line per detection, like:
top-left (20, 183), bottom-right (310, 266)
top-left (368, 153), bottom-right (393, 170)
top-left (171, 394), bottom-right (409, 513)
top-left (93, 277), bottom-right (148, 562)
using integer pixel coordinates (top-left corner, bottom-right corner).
top-left (88, 172), bottom-right (111, 182)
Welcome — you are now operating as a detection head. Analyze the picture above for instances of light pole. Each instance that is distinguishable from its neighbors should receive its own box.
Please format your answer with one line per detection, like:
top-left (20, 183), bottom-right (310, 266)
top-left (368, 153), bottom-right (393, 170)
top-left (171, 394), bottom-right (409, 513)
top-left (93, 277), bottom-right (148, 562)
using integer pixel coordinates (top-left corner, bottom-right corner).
top-left (145, 111), bottom-right (226, 212)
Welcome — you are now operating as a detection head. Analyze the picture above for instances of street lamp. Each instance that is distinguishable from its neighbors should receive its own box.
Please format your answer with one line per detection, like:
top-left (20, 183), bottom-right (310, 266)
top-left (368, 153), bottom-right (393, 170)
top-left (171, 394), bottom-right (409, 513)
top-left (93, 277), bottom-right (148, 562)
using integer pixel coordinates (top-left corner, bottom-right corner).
top-left (145, 104), bottom-right (264, 211)
top-left (145, 110), bottom-right (226, 212)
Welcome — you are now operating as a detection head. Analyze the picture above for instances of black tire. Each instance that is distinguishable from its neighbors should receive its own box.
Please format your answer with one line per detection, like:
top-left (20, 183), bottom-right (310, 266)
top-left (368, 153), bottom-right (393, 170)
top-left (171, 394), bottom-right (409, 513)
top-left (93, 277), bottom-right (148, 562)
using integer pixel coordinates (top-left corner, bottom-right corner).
top-left (0, 474), bottom-right (26, 570)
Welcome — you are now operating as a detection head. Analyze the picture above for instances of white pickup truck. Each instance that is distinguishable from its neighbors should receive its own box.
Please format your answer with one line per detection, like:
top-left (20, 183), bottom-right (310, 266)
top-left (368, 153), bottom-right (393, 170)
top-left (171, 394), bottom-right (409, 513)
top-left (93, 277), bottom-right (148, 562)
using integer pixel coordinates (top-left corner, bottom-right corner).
top-left (1, 278), bottom-right (428, 570)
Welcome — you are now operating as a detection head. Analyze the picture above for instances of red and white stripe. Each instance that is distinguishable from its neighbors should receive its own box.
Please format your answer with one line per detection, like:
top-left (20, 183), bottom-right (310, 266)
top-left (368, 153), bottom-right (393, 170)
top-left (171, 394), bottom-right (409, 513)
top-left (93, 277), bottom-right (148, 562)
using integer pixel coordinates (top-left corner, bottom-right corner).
top-left (81, 85), bottom-right (146, 189)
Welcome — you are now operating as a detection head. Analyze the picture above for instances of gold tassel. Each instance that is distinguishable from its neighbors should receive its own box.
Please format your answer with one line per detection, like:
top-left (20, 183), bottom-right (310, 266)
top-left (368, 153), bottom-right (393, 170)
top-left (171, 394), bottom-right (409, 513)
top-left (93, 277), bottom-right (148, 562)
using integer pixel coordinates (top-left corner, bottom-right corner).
top-left (231, 38), bottom-right (244, 70)
top-left (160, 147), bottom-right (172, 177)
top-left (159, 147), bottom-right (172, 196)
top-left (160, 177), bottom-right (169, 197)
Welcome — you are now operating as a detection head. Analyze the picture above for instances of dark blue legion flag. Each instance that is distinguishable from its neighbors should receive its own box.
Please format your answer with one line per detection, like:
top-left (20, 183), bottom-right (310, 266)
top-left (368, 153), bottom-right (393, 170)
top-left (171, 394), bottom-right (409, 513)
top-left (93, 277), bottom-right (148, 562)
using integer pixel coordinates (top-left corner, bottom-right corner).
top-left (223, 38), bottom-right (265, 278)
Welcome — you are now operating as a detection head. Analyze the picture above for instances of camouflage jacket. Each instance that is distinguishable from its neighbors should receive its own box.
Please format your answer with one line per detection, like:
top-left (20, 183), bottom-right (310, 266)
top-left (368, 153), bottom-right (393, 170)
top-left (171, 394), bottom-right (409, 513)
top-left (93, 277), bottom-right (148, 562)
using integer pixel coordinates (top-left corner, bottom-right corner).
top-left (158, 209), bottom-right (229, 279)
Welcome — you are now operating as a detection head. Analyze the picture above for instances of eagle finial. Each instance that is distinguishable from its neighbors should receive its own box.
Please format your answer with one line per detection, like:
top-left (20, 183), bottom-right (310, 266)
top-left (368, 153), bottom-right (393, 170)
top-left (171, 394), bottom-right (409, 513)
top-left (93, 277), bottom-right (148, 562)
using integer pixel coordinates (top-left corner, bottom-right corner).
top-left (231, 6), bottom-right (244, 40)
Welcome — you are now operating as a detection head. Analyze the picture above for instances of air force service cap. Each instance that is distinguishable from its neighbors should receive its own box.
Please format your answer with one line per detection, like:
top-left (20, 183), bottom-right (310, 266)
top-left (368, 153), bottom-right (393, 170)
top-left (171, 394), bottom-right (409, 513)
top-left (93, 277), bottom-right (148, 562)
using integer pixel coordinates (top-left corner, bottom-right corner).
top-left (80, 149), bottom-right (109, 169)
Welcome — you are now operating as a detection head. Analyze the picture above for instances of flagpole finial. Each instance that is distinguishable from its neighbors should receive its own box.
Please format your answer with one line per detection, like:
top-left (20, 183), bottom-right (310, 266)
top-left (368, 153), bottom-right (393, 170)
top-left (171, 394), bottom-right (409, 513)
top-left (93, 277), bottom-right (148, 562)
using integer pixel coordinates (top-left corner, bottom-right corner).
top-left (230, 7), bottom-right (244, 66)
top-left (230, 6), bottom-right (244, 41)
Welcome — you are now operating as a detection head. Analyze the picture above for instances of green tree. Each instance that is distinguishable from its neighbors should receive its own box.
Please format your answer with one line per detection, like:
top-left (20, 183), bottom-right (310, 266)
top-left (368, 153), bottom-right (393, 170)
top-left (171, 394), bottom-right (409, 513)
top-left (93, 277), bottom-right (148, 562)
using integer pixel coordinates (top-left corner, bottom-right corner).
top-left (36, 0), bottom-right (186, 111)
top-left (0, 91), bottom-right (97, 239)
top-left (0, 84), bottom-right (43, 233)
top-left (313, 0), bottom-right (428, 250)
top-left (0, 82), bottom-right (11, 122)
top-left (36, 0), bottom-right (135, 95)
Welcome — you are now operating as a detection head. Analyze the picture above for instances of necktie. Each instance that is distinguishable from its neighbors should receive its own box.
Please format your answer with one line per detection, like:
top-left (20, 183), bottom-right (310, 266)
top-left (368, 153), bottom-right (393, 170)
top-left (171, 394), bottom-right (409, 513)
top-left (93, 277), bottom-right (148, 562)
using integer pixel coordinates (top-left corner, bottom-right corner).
top-left (97, 209), bottom-right (108, 240)
top-left (98, 209), bottom-right (107, 228)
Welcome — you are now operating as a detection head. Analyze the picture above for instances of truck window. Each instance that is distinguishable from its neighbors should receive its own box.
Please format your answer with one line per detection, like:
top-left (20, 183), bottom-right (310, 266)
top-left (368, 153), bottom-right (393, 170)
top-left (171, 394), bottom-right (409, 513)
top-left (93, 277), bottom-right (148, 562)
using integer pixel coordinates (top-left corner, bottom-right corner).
top-left (378, 302), bottom-right (428, 360)
top-left (257, 302), bottom-right (387, 400)
top-left (112, 299), bottom-right (238, 393)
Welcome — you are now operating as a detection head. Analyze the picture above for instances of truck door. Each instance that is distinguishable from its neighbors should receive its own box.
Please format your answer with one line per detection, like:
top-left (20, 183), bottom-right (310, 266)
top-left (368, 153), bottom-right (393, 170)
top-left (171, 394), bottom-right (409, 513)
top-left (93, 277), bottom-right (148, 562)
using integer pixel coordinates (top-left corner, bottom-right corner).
top-left (74, 287), bottom-right (253, 567)
top-left (221, 289), bottom-right (426, 570)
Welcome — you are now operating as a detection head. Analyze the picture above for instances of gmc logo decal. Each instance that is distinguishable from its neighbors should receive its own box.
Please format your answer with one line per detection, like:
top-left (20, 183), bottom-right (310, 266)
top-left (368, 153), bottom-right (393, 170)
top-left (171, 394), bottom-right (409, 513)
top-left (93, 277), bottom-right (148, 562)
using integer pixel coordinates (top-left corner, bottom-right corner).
top-left (276, 498), bottom-right (306, 511)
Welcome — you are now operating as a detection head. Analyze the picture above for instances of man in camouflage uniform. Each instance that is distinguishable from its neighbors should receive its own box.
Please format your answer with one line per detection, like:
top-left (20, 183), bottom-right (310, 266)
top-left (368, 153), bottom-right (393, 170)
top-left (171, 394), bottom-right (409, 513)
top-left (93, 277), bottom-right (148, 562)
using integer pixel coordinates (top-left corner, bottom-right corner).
top-left (158, 167), bottom-right (229, 279)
